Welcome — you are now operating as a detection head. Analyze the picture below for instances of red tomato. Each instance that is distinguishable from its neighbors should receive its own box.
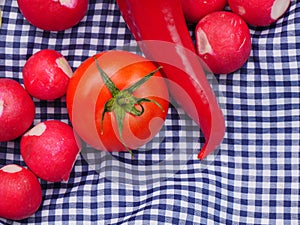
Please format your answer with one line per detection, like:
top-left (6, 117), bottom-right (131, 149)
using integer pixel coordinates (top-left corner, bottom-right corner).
top-left (66, 50), bottom-right (169, 153)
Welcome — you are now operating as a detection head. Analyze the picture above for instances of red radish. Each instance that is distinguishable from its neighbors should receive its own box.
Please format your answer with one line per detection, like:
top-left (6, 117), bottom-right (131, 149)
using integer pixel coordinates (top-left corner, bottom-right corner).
top-left (0, 78), bottom-right (35, 142)
top-left (0, 164), bottom-right (42, 220)
top-left (228, 0), bottom-right (291, 27)
top-left (17, 0), bottom-right (88, 31)
top-left (195, 11), bottom-right (252, 74)
top-left (20, 120), bottom-right (80, 182)
top-left (22, 49), bottom-right (73, 100)
top-left (181, 0), bottom-right (227, 23)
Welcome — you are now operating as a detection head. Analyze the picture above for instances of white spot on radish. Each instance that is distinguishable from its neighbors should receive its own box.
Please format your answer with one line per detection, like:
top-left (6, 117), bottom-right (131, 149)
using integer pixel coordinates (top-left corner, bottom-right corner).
top-left (1, 164), bottom-right (22, 173)
top-left (196, 28), bottom-right (213, 55)
top-left (25, 122), bottom-right (47, 137)
top-left (271, 0), bottom-right (290, 20)
top-left (230, 18), bottom-right (238, 27)
top-left (238, 37), bottom-right (247, 51)
top-left (238, 6), bottom-right (246, 15)
top-left (56, 57), bottom-right (73, 78)
top-left (0, 99), bottom-right (4, 117)
top-left (52, 0), bottom-right (77, 8)
top-left (0, 9), bottom-right (2, 28)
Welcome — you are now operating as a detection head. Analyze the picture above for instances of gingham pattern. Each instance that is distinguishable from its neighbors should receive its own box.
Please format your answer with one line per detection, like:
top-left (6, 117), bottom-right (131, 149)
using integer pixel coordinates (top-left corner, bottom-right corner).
top-left (0, 0), bottom-right (300, 224)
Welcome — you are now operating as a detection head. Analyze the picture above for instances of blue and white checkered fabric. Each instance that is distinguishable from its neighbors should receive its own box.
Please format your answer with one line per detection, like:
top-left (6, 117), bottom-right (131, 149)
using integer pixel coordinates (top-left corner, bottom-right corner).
top-left (1, 0), bottom-right (300, 224)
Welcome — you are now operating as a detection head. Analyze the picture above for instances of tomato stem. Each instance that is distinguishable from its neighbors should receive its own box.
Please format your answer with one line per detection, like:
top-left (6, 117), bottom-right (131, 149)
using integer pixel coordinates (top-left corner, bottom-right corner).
top-left (93, 56), bottom-right (164, 158)
top-left (94, 56), bottom-right (120, 97)
top-left (124, 66), bottom-right (162, 93)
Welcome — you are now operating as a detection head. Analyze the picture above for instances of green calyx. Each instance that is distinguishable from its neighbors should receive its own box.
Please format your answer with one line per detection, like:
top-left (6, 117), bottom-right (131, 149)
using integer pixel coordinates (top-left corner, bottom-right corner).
top-left (93, 56), bottom-right (164, 158)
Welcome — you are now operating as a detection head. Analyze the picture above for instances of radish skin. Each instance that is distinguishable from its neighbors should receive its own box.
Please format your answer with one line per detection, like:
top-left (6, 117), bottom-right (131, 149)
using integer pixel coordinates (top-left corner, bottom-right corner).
top-left (195, 11), bottom-right (252, 74)
top-left (0, 164), bottom-right (42, 220)
top-left (20, 120), bottom-right (80, 182)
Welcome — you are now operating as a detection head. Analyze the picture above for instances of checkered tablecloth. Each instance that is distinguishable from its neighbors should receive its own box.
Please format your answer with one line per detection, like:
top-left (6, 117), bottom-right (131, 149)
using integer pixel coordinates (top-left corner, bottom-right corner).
top-left (1, 0), bottom-right (300, 224)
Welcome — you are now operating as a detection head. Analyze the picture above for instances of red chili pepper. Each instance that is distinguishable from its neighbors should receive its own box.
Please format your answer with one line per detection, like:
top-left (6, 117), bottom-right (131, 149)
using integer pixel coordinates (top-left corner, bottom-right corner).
top-left (116, 0), bottom-right (225, 160)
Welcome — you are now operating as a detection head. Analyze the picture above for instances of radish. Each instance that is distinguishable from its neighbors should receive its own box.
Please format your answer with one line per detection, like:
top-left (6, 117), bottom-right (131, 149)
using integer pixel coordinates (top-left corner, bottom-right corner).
top-left (0, 78), bottom-right (35, 142)
top-left (0, 164), bottom-right (42, 220)
top-left (17, 0), bottom-right (88, 31)
top-left (22, 49), bottom-right (73, 100)
top-left (228, 0), bottom-right (291, 27)
top-left (195, 11), bottom-right (252, 74)
top-left (181, 0), bottom-right (228, 23)
top-left (20, 120), bottom-right (80, 182)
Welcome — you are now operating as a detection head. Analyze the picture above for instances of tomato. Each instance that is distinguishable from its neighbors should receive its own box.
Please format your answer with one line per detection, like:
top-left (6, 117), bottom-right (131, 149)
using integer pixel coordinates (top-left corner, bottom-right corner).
top-left (66, 50), bottom-right (169, 154)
